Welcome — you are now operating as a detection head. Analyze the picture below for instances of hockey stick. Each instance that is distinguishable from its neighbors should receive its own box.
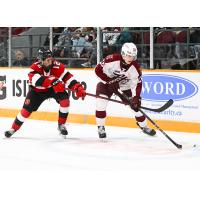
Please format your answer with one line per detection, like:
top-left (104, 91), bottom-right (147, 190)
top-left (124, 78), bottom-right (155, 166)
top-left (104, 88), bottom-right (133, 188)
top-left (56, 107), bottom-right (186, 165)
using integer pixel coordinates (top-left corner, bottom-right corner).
top-left (117, 89), bottom-right (182, 149)
top-left (86, 92), bottom-right (173, 112)
top-left (66, 88), bottom-right (173, 113)
top-left (137, 108), bottom-right (182, 149)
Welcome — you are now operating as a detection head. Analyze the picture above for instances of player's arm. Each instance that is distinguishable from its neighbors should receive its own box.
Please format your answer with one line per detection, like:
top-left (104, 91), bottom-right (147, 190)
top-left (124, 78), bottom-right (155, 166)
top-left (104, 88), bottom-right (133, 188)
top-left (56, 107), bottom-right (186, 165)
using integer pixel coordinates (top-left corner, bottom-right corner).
top-left (95, 60), bottom-right (112, 84)
top-left (28, 64), bottom-right (65, 93)
top-left (28, 70), bottom-right (58, 89)
top-left (95, 54), bottom-right (126, 84)
top-left (135, 62), bottom-right (142, 97)
top-left (135, 76), bottom-right (142, 97)
top-left (130, 62), bottom-right (143, 111)
top-left (60, 68), bottom-right (86, 100)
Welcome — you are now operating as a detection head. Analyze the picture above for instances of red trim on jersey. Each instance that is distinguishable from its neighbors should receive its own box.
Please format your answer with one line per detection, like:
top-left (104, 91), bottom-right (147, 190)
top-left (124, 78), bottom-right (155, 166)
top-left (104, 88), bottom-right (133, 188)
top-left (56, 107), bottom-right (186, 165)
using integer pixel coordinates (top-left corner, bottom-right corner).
top-left (95, 54), bottom-right (121, 82)
top-left (96, 111), bottom-right (106, 118)
top-left (104, 53), bottom-right (121, 63)
top-left (95, 64), bottom-right (111, 82)
top-left (135, 81), bottom-right (142, 97)
top-left (131, 60), bottom-right (142, 97)
top-left (62, 72), bottom-right (73, 83)
top-left (135, 116), bottom-right (145, 122)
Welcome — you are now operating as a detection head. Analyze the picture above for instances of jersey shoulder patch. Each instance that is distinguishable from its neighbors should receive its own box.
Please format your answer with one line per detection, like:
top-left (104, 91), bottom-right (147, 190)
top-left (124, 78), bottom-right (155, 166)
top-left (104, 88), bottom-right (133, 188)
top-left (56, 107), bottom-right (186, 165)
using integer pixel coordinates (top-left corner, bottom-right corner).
top-left (104, 53), bottom-right (121, 63)
top-left (30, 62), bottom-right (42, 71)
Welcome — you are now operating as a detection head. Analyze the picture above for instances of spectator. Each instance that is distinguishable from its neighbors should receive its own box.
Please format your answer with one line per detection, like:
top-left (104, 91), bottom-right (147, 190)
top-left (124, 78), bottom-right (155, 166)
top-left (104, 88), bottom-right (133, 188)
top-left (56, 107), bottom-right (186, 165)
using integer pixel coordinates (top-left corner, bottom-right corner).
top-left (116, 27), bottom-right (133, 45)
top-left (13, 50), bottom-right (29, 66)
top-left (53, 27), bottom-right (73, 61)
top-left (173, 28), bottom-right (199, 69)
top-left (102, 27), bottom-right (121, 57)
top-left (175, 30), bottom-right (187, 57)
top-left (81, 36), bottom-right (97, 67)
top-left (190, 29), bottom-right (200, 43)
top-left (0, 56), bottom-right (8, 66)
top-left (71, 29), bottom-right (86, 58)
top-left (44, 27), bottom-right (64, 47)
top-left (154, 28), bottom-right (176, 68)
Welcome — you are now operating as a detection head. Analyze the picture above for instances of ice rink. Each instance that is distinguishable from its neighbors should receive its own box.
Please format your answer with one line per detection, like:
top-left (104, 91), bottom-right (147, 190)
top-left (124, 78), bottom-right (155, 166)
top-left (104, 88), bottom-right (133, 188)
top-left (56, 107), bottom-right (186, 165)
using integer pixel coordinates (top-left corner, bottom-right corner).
top-left (0, 117), bottom-right (200, 171)
top-left (1, 116), bottom-right (200, 200)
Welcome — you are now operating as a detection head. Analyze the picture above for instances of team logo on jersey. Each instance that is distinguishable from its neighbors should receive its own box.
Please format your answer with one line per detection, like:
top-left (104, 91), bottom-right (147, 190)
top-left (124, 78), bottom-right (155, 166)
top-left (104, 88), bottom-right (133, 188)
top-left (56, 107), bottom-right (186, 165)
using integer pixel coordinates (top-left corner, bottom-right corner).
top-left (0, 76), bottom-right (6, 100)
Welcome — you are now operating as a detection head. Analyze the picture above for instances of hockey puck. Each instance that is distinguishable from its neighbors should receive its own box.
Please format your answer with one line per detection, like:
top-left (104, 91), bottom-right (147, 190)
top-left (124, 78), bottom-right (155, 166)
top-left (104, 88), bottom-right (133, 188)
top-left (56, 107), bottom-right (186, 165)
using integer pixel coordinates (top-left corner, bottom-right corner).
top-left (193, 144), bottom-right (196, 148)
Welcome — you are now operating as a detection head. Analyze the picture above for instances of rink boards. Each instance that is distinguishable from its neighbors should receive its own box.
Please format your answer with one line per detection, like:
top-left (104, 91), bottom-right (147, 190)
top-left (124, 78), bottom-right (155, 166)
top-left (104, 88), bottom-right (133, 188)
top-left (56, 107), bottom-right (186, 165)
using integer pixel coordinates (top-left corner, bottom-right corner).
top-left (0, 67), bottom-right (200, 133)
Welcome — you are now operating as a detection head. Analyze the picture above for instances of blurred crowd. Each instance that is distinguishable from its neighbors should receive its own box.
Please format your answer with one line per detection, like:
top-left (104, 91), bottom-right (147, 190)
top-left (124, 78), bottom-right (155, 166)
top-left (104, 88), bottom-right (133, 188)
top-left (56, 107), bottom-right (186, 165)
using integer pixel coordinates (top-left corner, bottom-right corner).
top-left (1, 27), bottom-right (200, 69)
top-left (153, 27), bottom-right (200, 69)
top-left (47, 27), bottom-right (97, 67)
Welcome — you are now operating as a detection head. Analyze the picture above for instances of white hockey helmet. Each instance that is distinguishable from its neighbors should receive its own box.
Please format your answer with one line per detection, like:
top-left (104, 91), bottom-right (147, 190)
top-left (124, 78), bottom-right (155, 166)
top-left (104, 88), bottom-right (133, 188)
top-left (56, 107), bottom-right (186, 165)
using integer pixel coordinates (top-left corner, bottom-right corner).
top-left (121, 42), bottom-right (137, 60)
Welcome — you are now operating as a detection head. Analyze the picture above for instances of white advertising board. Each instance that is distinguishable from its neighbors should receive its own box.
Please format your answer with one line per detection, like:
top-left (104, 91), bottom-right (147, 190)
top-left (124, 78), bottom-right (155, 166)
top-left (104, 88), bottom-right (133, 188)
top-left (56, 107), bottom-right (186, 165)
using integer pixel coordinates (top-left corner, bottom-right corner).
top-left (0, 68), bottom-right (200, 122)
top-left (141, 72), bottom-right (200, 122)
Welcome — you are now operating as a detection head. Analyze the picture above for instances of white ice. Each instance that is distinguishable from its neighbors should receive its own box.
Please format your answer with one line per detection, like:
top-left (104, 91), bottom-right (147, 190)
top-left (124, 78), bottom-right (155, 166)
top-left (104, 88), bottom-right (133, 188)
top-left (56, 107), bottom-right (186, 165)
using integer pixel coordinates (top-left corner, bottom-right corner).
top-left (0, 117), bottom-right (200, 171)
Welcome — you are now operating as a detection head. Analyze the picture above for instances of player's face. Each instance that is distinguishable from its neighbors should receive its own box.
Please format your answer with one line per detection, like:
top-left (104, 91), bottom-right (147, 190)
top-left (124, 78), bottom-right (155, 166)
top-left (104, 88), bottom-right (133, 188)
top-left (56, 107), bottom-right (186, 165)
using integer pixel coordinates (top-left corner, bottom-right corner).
top-left (43, 57), bottom-right (53, 67)
top-left (122, 55), bottom-right (134, 64)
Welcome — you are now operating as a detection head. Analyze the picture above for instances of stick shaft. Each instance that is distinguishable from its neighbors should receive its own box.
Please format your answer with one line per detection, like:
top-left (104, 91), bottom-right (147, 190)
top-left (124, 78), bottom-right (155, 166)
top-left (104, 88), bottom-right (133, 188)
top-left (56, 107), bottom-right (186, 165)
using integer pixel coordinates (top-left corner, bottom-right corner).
top-left (66, 88), bottom-right (173, 113)
top-left (117, 89), bottom-right (182, 149)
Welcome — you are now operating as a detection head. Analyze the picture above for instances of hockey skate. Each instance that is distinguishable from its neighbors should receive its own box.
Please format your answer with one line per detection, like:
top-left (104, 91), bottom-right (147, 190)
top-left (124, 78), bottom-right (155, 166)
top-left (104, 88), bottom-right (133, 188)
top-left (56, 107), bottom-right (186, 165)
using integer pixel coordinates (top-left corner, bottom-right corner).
top-left (137, 123), bottom-right (156, 136)
top-left (98, 126), bottom-right (107, 138)
top-left (4, 129), bottom-right (16, 138)
top-left (58, 124), bottom-right (68, 139)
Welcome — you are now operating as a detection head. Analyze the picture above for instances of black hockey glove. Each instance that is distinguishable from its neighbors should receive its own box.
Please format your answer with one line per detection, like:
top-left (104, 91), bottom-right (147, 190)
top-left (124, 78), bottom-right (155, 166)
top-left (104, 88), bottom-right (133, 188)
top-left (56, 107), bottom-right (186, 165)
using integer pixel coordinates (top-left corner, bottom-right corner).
top-left (107, 71), bottom-right (127, 92)
top-left (107, 81), bottom-right (120, 92)
top-left (129, 96), bottom-right (141, 112)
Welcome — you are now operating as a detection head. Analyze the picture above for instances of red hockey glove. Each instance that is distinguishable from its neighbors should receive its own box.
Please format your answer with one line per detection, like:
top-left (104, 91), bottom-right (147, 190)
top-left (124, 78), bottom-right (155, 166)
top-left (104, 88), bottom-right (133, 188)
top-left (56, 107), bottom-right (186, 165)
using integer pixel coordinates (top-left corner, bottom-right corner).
top-left (71, 83), bottom-right (86, 100)
top-left (130, 96), bottom-right (141, 112)
top-left (51, 79), bottom-right (65, 93)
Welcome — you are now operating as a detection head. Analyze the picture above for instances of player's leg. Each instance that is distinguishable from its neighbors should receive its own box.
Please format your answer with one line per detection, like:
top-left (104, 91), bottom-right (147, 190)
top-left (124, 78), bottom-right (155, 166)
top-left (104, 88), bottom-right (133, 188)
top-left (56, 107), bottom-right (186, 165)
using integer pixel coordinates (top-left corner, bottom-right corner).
top-left (53, 91), bottom-right (70, 138)
top-left (135, 112), bottom-right (156, 136)
top-left (96, 82), bottom-right (113, 138)
top-left (121, 90), bottom-right (156, 136)
top-left (4, 89), bottom-right (44, 138)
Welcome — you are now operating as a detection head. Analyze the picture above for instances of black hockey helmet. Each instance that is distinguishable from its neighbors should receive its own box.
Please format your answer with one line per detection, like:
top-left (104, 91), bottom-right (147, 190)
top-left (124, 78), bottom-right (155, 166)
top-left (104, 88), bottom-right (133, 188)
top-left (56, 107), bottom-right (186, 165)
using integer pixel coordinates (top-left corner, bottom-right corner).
top-left (37, 47), bottom-right (53, 62)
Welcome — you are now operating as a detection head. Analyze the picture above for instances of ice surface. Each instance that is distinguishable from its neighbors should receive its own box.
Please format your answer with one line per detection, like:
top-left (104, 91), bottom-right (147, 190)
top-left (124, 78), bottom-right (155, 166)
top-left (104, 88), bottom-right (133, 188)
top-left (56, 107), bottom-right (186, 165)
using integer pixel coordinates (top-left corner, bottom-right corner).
top-left (0, 117), bottom-right (200, 171)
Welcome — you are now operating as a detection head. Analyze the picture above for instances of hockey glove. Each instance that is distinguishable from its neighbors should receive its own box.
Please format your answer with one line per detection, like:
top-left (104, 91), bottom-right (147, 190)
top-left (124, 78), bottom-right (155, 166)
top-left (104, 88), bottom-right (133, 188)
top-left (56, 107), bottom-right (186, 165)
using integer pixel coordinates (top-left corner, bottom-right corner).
top-left (107, 81), bottom-right (119, 92)
top-left (71, 83), bottom-right (86, 100)
top-left (51, 79), bottom-right (65, 93)
top-left (107, 71), bottom-right (128, 92)
top-left (130, 96), bottom-right (141, 112)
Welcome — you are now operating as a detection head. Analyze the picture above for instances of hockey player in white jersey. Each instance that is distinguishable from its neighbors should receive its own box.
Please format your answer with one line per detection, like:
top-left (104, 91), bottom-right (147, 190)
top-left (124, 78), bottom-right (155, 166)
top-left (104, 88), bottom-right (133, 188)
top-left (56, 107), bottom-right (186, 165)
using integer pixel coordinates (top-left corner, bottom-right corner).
top-left (94, 42), bottom-right (156, 138)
